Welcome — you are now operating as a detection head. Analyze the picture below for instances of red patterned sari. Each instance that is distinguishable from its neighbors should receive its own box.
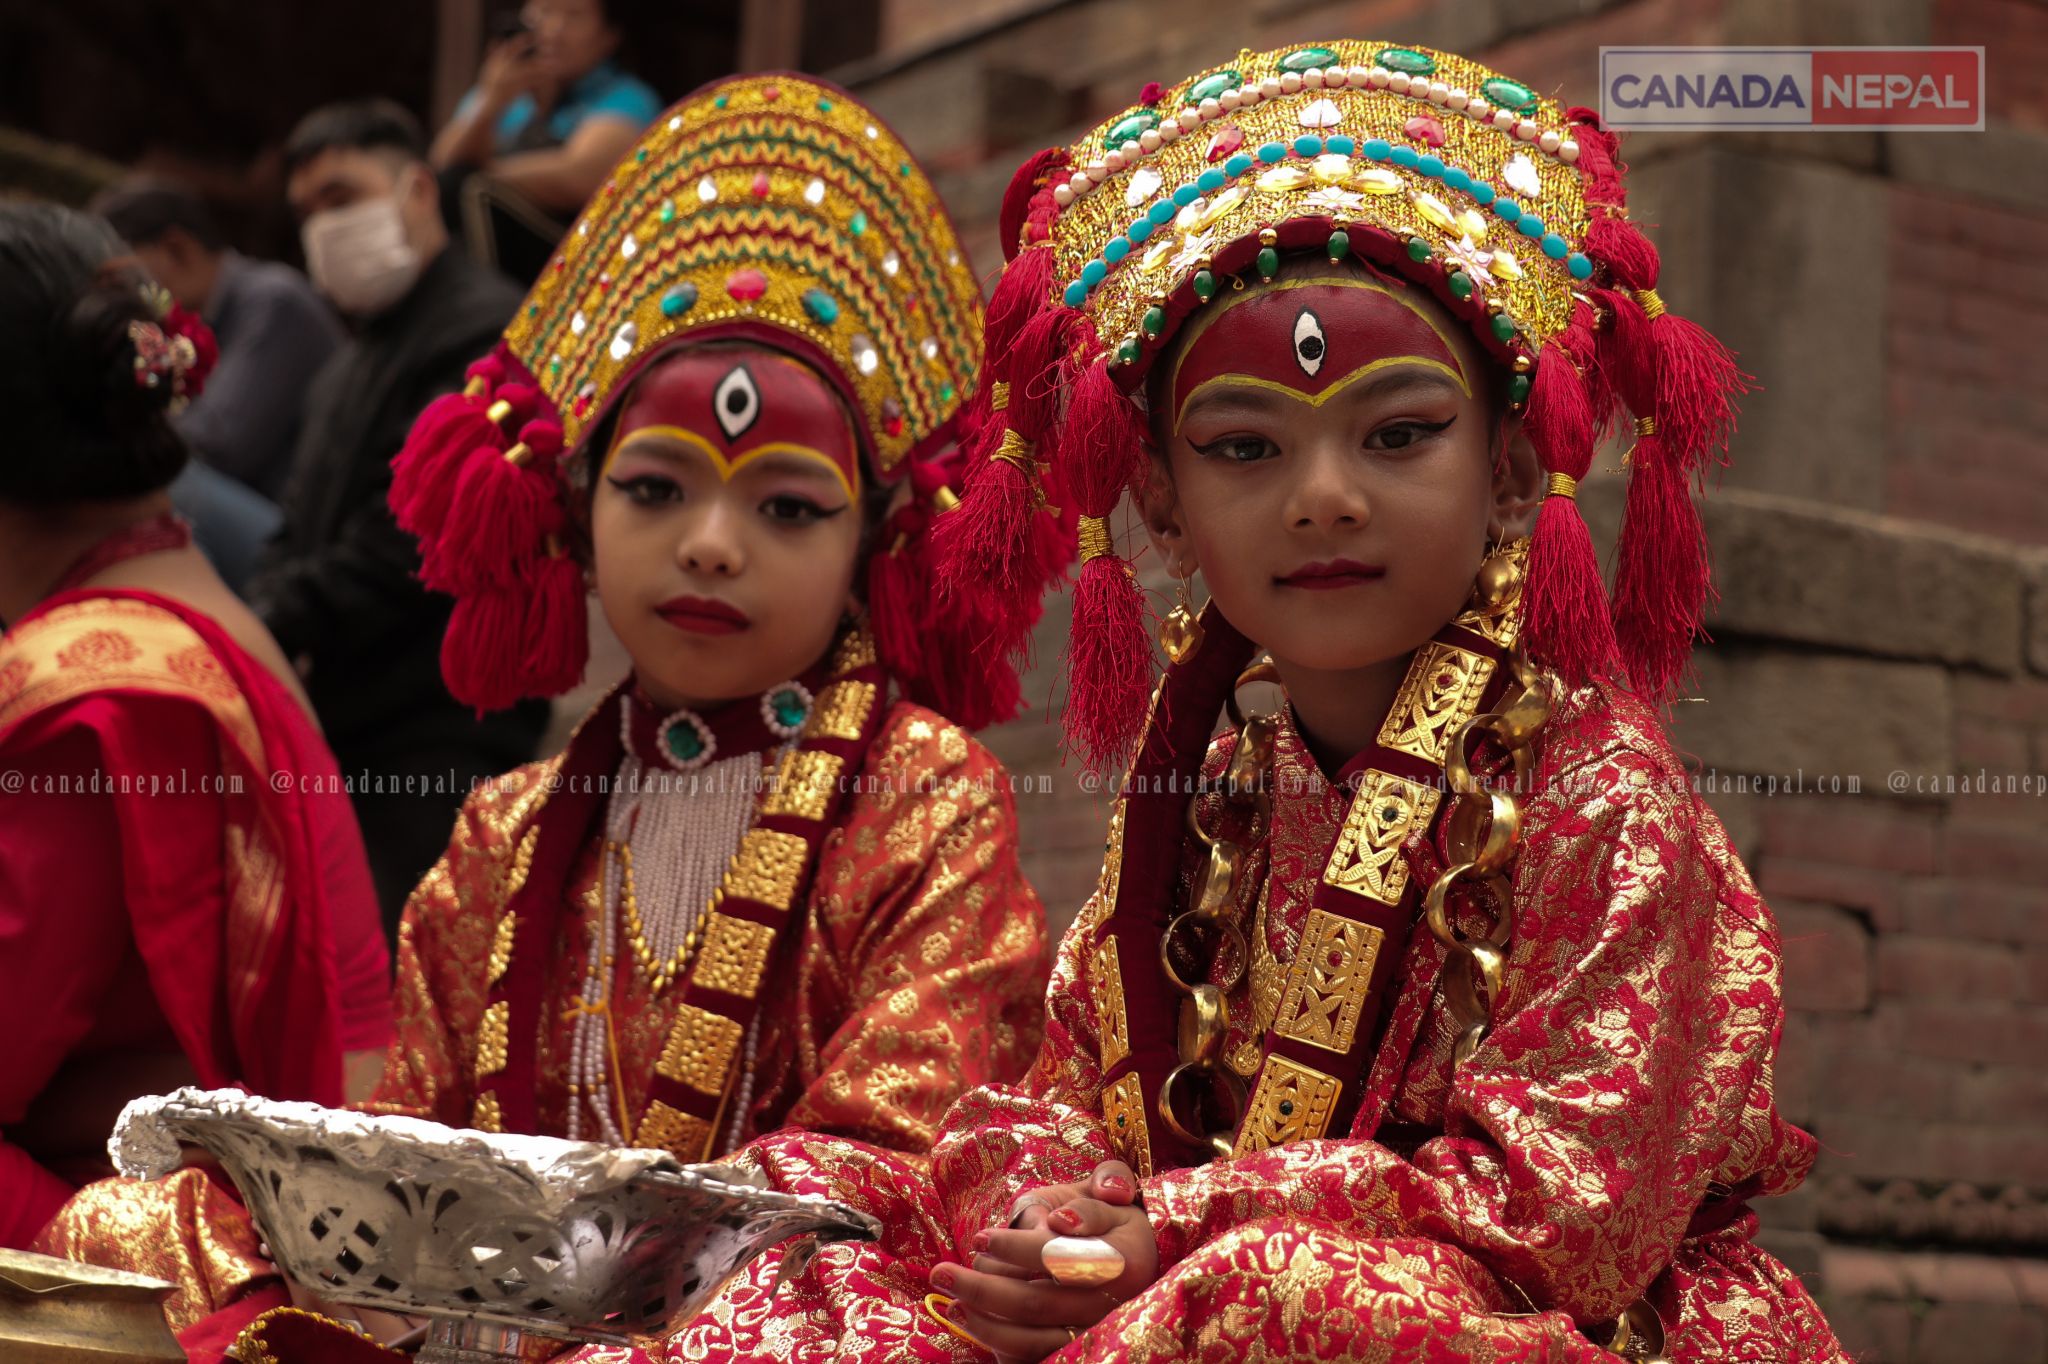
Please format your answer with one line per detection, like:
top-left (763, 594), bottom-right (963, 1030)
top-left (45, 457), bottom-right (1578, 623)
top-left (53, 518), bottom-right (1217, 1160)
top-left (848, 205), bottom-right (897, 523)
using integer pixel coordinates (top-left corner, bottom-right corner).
top-left (0, 588), bottom-right (391, 1248)
top-left (550, 678), bottom-right (1844, 1364)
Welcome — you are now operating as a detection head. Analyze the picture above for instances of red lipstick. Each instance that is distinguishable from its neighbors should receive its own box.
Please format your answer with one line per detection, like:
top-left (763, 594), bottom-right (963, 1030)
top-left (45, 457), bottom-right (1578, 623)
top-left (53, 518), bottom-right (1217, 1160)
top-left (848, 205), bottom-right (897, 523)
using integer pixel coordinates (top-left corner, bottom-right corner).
top-left (656, 595), bottom-right (751, 635)
top-left (1277, 559), bottom-right (1386, 591)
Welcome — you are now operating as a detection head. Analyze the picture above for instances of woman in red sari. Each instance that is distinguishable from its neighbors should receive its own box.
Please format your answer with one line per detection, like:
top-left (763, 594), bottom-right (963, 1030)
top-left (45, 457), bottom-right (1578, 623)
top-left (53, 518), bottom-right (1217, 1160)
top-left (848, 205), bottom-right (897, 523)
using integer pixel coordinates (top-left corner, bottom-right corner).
top-left (0, 204), bottom-right (392, 1252)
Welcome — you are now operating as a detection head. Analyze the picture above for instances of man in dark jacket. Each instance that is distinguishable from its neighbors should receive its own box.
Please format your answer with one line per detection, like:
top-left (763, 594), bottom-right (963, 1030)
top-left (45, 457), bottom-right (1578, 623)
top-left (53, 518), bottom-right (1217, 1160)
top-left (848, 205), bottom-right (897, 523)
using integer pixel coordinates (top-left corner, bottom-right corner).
top-left (249, 99), bottom-right (548, 934)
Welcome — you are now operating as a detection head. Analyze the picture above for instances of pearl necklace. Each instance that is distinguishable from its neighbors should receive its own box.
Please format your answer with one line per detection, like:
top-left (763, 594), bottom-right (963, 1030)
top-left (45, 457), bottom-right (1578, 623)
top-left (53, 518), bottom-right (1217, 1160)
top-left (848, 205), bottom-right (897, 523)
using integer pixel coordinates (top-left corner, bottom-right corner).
top-left (565, 694), bottom-right (791, 1146)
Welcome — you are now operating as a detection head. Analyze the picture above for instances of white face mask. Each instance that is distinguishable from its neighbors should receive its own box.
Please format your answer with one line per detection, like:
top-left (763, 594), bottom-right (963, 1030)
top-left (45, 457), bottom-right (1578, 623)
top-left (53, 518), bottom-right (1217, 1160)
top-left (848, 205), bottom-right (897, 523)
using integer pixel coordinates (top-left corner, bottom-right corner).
top-left (301, 179), bottom-right (424, 317)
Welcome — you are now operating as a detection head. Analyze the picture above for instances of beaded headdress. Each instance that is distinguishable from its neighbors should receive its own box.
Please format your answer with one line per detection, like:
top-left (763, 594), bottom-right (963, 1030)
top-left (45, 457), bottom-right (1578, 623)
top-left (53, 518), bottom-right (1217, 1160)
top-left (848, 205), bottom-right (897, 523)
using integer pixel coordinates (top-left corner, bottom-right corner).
top-left (937, 41), bottom-right (1745, 766)
top-left (390, 74), bottom-right (1015, 725)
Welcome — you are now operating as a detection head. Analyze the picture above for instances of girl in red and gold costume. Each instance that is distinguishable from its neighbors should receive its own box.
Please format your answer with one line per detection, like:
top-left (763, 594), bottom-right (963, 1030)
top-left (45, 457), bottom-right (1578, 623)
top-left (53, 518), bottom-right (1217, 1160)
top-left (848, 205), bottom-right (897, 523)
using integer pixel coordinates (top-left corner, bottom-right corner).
top-left (558, 39), bottom-right (1843, 1364)
top-left (0, 204), bottom-right (391, 1249)
top-left (38, 75), bottom-right (1050, 1363)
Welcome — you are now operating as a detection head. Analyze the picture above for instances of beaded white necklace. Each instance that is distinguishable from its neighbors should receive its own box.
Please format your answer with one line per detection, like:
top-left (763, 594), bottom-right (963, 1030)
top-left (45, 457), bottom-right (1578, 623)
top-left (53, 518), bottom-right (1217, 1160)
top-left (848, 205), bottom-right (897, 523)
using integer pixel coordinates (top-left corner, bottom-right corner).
top-left (564, 691), bottom-right (795, 1147)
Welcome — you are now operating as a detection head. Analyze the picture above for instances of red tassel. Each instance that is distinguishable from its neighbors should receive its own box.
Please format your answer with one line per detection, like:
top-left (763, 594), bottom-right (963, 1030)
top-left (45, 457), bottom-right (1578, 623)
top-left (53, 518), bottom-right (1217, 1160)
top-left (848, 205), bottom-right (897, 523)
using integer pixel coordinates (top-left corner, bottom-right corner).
top-left (1061, 358), bottom-right (1148, 516)
top-left (1064, 556), bottom-right (1152, 770)
top-left (1520, 342), bottom-right (1593, 481)
top-left (1523, 495), bottom-right (1618, 688)
top-left (936, 452), bottom-right (1046, 605)
top-left (1650, 310), bottom-right (1748, 474)
top-left (867, 506), bottom-right (928, 682)
top-left (440, 584), bottom-right (529, 714)
top-left (998, 148), bottom-right (1068, 263)
top-left (390, 392), bottom-right (496, 542)
top-left (519, 551), bottom-right (589, 699)
top-left (1587, 215), bottom-right (1660, 292)
top-left (426, 439), bottom-right (565, 594)
top-left (1611, 432), bottom-right (1709, 701)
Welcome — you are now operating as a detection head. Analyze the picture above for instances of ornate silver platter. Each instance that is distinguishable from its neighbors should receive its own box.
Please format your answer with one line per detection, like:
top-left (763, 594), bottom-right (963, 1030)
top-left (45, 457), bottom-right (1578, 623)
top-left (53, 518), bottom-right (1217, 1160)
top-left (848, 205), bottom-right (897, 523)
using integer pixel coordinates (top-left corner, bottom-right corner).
top-left (112, 1089), bottom-right (878, 1357)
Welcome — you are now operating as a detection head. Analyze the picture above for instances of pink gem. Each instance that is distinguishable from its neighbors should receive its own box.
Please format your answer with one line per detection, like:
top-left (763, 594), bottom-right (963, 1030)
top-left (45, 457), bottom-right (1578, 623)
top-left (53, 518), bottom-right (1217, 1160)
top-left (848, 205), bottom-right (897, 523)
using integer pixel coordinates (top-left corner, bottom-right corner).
top-left (1205, 125), bottom-right (1244, 163)
top-left (1404, 114), bottom-right (1446, 148)
top-left (762, 84), bottom-right (781, 101)
top-left (725, 268), bottom-right (769, 302)
top-left (750, 171), bottom-right (771, 199)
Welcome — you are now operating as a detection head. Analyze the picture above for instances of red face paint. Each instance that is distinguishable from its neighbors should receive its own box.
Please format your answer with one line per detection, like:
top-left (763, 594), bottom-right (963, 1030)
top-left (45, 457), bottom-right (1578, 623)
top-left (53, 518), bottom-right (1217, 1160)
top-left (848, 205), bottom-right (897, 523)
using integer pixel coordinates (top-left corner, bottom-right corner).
top-left (1168, 276), bottom-right (1473, 432)
top-left (607, 348), bottom-right (860, 498)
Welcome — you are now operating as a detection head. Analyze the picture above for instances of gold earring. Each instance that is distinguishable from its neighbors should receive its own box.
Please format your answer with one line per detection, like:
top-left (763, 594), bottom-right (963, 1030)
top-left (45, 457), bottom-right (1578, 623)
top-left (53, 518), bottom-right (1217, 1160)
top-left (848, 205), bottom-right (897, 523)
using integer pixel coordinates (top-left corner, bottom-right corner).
top-left (1159, 572), bottom-right (1205, 664)
top-left (1471, 538), bottom-right (1527, 615)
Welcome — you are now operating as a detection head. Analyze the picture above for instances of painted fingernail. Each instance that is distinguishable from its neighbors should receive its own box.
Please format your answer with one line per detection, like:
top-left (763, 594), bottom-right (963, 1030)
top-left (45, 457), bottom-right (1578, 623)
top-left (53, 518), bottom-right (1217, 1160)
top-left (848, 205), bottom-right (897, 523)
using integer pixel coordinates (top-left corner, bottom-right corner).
top-left (931, 1265), bottom-right (958, 1292)
top-left (1100, 1174), bottom-right (1131, 1196)
top-left (969, 1232), bottom-right (990, 1253)
top-left (1051, 1208), bottom-right (1081, 1230)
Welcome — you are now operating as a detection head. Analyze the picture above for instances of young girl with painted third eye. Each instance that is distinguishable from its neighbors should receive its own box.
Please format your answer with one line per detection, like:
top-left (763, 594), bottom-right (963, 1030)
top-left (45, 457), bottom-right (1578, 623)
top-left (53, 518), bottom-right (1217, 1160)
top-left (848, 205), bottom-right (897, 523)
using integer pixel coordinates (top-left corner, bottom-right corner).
top-left (34, 74), bottom-right (1052, 1360)
top-left (611, 39), bottom-right (1852, 1364)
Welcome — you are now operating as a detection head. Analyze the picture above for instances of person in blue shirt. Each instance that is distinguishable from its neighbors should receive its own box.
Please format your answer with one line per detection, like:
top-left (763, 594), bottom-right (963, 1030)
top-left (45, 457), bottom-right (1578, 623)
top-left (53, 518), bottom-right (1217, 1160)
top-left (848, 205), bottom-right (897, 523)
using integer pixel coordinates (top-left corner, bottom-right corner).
top-left (429, 0), bottom-right (660, 220)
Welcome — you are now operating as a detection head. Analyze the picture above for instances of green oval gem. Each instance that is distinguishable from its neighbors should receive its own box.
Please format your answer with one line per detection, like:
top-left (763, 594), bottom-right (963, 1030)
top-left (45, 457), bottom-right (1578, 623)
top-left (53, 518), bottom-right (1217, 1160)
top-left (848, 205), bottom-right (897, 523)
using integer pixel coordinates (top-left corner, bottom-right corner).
top-left (802, 288), bottom-right (840, 325)
top-left (635, 148), bottom-right (649, 162)
top-left (713, 94), bottom-right (729, 109)
top-left (1189, 69), bottom-right (1241, 103)
top-left (1377, 47), bottom-right (1437, 75)
top-left (1192, 269), bottom-right (1217, 302)
top-left (659, 199), bottom-right (676, 224)
top-left (1256, 246), bottom-right (1279, 280)
top-left (1142, 305), bottom-right (1166, 337)
top-left (1491, 313), bottom-right (1518, 342)
top-left (1482, 77), bottom-right (1538, 113)
top-left (1326, 230), bottom-right (1351, 261)
top-left (1406, 236), bottom-right (1432, 262)
top-left (849, 210), bottom-right (868, 237)
top-left (940, 382), bottom-right (956, 403)
top-left (1509, 372), bottom-right (1533, 404)
top-left (771, 688), bottom-right (808, 729)
top-left (1448, 270), bottom-right (1474, 300)
top-left (1104, 110), bottom-right (1161, 148)
top-left (660, 283), bottom-right (699, 318)
top-left (666, 724), bottom-right (704, 762)
top-left (817, 98), bottom-right (835, 112)
top-left (1279, 47), bottom-right (1337, 73)
top-left (1116, 337), bottom-right (1141, 366)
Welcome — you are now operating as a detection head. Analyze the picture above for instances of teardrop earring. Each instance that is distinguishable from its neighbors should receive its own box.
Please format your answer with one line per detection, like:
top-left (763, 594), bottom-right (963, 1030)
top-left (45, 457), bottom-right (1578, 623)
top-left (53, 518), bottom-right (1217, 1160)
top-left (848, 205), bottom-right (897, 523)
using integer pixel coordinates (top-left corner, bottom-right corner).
top-left (1158, 570), bottom-right (1205, 664)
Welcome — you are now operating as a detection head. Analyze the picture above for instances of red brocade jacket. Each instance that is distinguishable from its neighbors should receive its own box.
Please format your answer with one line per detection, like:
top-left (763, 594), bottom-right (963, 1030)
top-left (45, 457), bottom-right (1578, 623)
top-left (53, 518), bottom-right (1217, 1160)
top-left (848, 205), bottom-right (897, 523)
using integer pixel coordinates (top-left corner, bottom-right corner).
top-left (548, 676), bottom-right (1844, 1364)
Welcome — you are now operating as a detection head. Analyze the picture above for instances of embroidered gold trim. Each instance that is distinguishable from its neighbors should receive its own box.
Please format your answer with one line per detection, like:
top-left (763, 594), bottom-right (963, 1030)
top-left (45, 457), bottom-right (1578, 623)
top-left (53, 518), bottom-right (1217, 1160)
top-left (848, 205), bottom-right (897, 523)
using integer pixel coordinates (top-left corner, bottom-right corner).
top-left (832, 627), bottom-right (878, 673)
top-left (504, 825), bottom-right (540, 900)
top-left (1323, 770), bottom-right (1443, 906)
top-left (472, 1091), bottom-right (504, 1133)
top-left (1094, 936), bottom-right (1132, 1070)
top-left (725, 829), bottom-right (809, 910)
top-left (657, 1004), bottom-right (745, 1095)
top-left (1102, 1071), bottom-right (1153, 1177)
top-left (811, 679), bottom-right (877, 741)
top-left (1233, 1054), bottom-right (1342, 1155)
top-left (762, 748), bottom-right (844, 821)
top-left (1272, 909), bottom-right (1385, 1054)
top-left (691, 912), bottom-right (778, 998)
top-left (636, 1099), bottom-right (716, 1162)
top-left (486, 910), bottom-right (518, 987)
top-left (1377, 641), bottom-right (1491, 765)
top-left (475, 1000), bottom-right (510, 1078)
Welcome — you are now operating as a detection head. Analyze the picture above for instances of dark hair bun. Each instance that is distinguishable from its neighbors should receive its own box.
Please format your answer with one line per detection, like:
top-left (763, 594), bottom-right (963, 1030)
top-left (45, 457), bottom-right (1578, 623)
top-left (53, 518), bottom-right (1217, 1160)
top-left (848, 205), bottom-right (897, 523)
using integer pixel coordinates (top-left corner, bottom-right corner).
top-left (0, 201), bottom-right (189, 505)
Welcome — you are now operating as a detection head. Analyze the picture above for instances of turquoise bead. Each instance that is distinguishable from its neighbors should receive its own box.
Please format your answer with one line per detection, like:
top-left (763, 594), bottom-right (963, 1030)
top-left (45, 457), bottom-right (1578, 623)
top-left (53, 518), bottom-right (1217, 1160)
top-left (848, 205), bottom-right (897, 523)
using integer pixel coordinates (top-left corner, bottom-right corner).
top-left (1064, 280), bottom-right (1088, 306)
top-left (1129, 218), bottom-right (1155, 243)
top-left (1362, 138), bottom-right (1392, 160)
top-left (1541, 233), bottom-right (1569, 259)
top-left (1325, 135), bottom-right (1356, 155)
top-left (1293, 135), bottom-right (1322, 156)
top-left (1224, 153), bottom-right (1254, 177)
top-left (1173, 183), bottom-right (1201, 207)
top-left (1443, 167), bottom-right (1471, 192)
top-left (1081, 259), bottom-right (1107, 287)
top-left (1257, 142), bottom-right (1287, 163)
top-left (801, 288), bottom-right (840, 324)
top-left (1104, 237), bottom-right (1131, 264)
top-left (1197, 168), bottom-right (1227, 193)
top-left (1148, 200), bottom-right (1176, 225)
top-left (1416, 154), bottom-right (1444, 178)
top-left (1470, 182), bottom-right (1496, 205)
top-left (1390, 146), bottom-right (1419, 169)
top-left (1567, 252), bottom-right (1593, 280)
top-left (1495, 198), bottom-right (1522, 222)
top-left (1517, 215), bottom-right (1544, 238)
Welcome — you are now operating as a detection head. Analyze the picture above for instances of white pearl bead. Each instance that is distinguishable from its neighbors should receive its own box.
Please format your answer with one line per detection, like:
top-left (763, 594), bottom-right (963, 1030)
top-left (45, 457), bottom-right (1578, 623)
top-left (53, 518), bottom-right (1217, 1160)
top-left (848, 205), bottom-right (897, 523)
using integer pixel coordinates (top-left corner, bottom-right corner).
top-left (1069, 170), bottom-right (1091, 195)
top-left (1159, 120), bottom-right (1181, 142)
top-left (1324, 67), bottom-right (1349, 88)
top-left (1053, 183), bottom-right (1075, 207)
top-left (1121, 138), bottom-right (1142, 157)
top-left (1560, 138), bottom-right (1581, 163)
top-left (1515, 119), bottom-right (1539, 140)
top-left (1104, 149), bottom-right (1125, 172)
top-left (1347, 64), bottom-right (1372, 86)
top-left (1220, 88), bottom-right (1242, 110)
top-left (1493, 109), bottom-right (1517, 130)
top-left (1467, 98), bottom-right (1490, 120)
top-left (1139, 128), bottom-right (1163, 151)
top-left (1446, 87), bottom-right (1469, 109)
top-left (1388, 72), bottom-right (1411, 94)
top-left (1539, 129), bottom-right (1562, 153)
top-left (1199, 97), bottom-right (1222, 120)
top-left (1279, 71), bottom-right (1303, 94)
top-left (1303, 68), bottom-right (1325, 89)
top-left (1086, 160), bottom-right (1108, 182)
top-left (1369, 66), bottom-right (1391, 88)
